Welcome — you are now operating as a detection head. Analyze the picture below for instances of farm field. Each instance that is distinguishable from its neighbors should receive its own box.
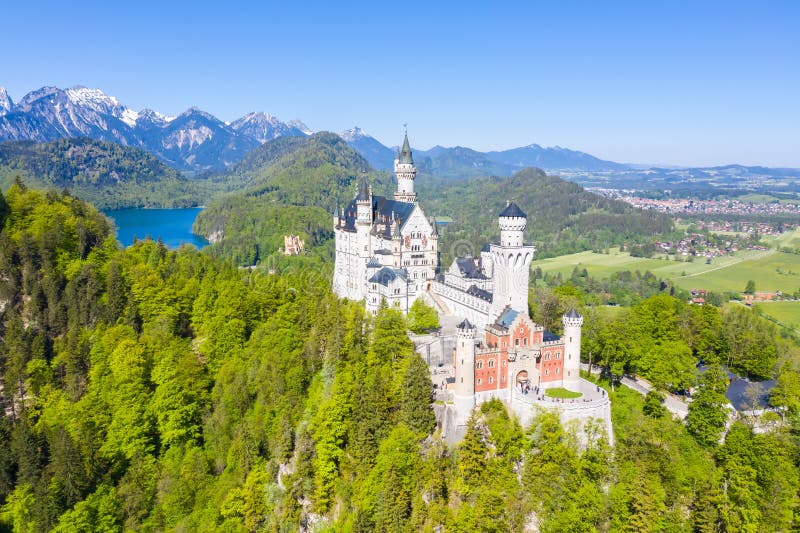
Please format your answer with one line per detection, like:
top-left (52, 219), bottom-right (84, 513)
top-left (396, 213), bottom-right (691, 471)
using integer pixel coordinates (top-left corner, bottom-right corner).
top-left (755, 301), bottom-right (800, 329)
top-left (535, 247), bottom-right (800, 294)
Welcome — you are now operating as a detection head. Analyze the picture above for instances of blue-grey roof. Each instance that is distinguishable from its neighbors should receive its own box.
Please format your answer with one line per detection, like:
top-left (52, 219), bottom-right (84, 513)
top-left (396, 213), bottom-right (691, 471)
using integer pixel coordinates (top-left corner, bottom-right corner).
top-left (499, 202), bottom-right (526, 218)
top-left (726, 378), bottom-right (776, 411)
top-left (340, 194), bottom-right (416, 233)
top-left (565, 308), bottom-right (582, 319)
top-left (543, 331), bottom-right (561, 342)
top-left (367, 257), bottom-right (382, 268)
top-left (457, 318), bottom-right (475, 330)
top-left (399, 132), bottom-right (413, 164)
top-left (697, 365), bottom-right (777, 411)
top-left (495, 307), bottom-right (519, 328)
top-left (368, 267), bottom-right (407, 286)
top-left (357, 177), bottom-right (370, 201)
top-left (455, 257), bottom-right (488, 279)
top-left (466, 285), bottom-right (492, 302)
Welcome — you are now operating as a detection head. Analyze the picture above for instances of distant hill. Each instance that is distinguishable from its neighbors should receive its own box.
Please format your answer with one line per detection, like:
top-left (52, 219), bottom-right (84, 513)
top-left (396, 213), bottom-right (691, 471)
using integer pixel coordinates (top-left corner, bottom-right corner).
top-left (0, 138), bottom-right (206, 209)
top-left (485, 144), bottom-right (628, 172)
top-left (338, 129), bottom-right (630, 180)
top-left (415, 145), bottom-right (517, 180)
top-left (418, 167), bottom-right (674, 261)
top-left (194, 132), bottom-right (393, 264)
top-left (564, 164), bottom-right (800, 194)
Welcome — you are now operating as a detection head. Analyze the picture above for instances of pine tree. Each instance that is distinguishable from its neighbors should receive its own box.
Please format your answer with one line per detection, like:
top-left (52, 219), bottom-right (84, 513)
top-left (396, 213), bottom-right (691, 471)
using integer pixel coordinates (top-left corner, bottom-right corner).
top-left (398, 353), bottom-right (436, 436)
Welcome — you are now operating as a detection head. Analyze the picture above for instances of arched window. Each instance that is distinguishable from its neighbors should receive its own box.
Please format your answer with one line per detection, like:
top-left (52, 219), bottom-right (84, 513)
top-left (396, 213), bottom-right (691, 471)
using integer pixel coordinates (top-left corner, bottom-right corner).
top-left (556, 351), bottom-right (561, 360)
top-left (555, 368), bottom-right (560, 374)
top-left (489, 376), bottom-right (494, 384)
top-left (477, 361), bottom-right (483, 369)
top-left (515, 338), bottom-right (520, 346)
top-left (477, 378), bottom-right (482, 385)
top-left (488, 360), bottom-right (495, 368)
top-left (545, 369), bottom-right (550, 376)
top-left (523, 338), bottom-right (528, 345)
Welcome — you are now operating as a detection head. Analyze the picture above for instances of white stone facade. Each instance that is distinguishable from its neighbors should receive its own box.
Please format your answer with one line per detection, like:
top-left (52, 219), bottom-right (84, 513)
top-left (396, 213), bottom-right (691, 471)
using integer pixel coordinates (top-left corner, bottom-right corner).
top-left (332, 133), bottom-right (438, 314)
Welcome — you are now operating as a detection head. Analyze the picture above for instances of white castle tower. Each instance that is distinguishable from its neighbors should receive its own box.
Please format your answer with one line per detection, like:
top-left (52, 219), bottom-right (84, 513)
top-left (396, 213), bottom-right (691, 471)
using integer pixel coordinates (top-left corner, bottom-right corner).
top-left (489, 202), bottom-right (535, 319)
top-left (562, 309), bottom-right (583, 386)
top-left (394, 132), bottom-right (417, 203)
top-left (351, 178), bottom-right (372, 300)
top-left (453, 319), bottom-right (477, 426)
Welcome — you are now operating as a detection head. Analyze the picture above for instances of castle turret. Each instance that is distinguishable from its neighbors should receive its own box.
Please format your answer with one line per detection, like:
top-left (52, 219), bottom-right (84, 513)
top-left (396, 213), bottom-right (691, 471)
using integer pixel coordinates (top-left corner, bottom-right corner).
top-left (489, 202), bottom-right (535, 319)
top-left (356, 178), bottom-right (372, 225)
top-left (394, 132), bottom-right (417, 203)
top-left (499, 201), bottom-right (526, 247)
top-left (562, 308), bottom-right (583, 387)
top-left (453, 319), bottom-right (477, 426)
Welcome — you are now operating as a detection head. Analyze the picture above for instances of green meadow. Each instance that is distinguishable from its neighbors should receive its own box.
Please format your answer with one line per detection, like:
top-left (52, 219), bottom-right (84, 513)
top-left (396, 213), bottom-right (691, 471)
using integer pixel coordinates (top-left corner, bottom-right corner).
top-left (755, 301), bottom-right (800, 329)
top-left (535, 246), bottom-right (800, 295)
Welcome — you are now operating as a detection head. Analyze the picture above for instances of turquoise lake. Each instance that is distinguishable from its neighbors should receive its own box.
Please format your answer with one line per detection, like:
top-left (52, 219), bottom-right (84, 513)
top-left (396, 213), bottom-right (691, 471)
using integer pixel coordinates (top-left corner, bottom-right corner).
top-left (104, 208), bottom-right (208, 249)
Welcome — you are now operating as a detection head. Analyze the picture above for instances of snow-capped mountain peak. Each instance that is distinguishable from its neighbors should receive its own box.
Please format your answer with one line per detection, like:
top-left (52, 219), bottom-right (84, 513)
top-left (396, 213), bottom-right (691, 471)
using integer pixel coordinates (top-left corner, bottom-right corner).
top-left (65, 86), bottom-right (126, 116)
top-left (339, 126), bottom-right (369, 142)
top-left (288, 119), bottom-right (312, 135)
top-left (230, 111), bottom-right (308, 143)
top-left (0, 87), bottom-right (13, 116)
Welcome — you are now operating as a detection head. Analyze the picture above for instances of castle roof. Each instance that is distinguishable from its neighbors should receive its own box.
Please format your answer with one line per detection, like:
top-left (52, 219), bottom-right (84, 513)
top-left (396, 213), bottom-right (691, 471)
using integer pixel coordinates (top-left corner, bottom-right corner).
top-left (565, 308), bottom-right (582, 319)
top-left (457, 318), bottom-right (475, 330)
top-left (357, 177), bottom-right (370, 201)
top-left (466, 284), bottom-right (492, 302)
top-left (455, 257), bottom-right (488, 280)
top-left (339, 194), bottom-right (416, 233)
top-left (367, 257), bottom-right (382, 268)
top-left (368, 267), bottom-right (407, 286)
top-left (398, 132), bottom-right (413, 165)
top-left (495, 307), bottom-right (519, 329)
top-left (499, 201), bottom-right (526, 219)
top-left (543, 331), bottom-right (561, 342)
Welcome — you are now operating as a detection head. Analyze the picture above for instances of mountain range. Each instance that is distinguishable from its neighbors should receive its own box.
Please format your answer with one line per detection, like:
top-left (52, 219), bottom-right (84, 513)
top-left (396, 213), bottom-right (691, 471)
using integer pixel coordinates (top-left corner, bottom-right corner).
top-left (1, 85), bottom-right (798, 191)
top-left (0, 86), bottom-right (309, 173)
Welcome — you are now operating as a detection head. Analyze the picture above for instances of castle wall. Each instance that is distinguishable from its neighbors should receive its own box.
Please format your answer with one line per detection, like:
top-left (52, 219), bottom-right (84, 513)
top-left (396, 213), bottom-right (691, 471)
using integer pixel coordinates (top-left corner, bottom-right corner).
top-left (430, 280), bottom-right (491, 326)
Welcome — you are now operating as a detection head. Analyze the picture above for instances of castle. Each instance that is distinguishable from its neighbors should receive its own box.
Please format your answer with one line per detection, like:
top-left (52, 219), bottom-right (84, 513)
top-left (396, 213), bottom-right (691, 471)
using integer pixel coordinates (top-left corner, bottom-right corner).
top-left (332, 133), bottom-right (438, 315)
top-left (333, 132), bottom-right (611, 441)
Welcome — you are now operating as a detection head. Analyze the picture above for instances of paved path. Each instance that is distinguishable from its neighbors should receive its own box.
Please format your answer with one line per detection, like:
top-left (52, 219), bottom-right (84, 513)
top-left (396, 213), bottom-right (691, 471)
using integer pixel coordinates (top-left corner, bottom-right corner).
top-left (581, 363), bottom-right (689, 419)
top-left (620, 376), bottom-right (689, 419)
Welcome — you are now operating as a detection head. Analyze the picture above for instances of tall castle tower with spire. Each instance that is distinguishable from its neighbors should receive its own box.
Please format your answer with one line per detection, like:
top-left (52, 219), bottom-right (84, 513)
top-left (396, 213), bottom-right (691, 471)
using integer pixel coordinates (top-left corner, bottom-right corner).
top-left (394, 132), bottom-right (417, 203)
top-left (332, 131), bottom-right (437, 314)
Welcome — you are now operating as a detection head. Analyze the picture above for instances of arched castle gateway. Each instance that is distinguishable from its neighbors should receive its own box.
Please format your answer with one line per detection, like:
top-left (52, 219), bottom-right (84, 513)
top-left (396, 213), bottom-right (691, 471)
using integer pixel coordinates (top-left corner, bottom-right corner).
top-left (333, 132), bottom-right (612, 443)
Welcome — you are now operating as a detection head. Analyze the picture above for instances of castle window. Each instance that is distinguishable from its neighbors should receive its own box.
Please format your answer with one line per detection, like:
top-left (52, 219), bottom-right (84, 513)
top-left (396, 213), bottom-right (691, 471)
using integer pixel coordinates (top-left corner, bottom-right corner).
top-left (477, 378), bottom-right (482, 385)
top-left (488, 360), bottom-right (494, 368)
top-left (555, 368), bottom-right (560, 374)
top-left (489, 376), bottom-right (494, 384)
top-left (515, 339), bottom-right (519, 346)
top-left (460, 377), bottom-right (463, 383)
top-left (545, 369), bottom-right (550, 376)
top-left (545, 354), bottom-right (550, 361)
top-left (477, 361), bottom-right (483, 369)
top-left (556, 352), bottom-right (561, 359)
top-left (523, 338), bottom-right (528, 345)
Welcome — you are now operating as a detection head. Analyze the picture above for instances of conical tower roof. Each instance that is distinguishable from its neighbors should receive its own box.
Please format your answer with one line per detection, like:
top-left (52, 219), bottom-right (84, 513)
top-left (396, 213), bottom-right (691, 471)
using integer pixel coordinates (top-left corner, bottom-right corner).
top-left (357, 177), bottom-right (370, 201)
top-left (398, 132), bottom-right (413, 164)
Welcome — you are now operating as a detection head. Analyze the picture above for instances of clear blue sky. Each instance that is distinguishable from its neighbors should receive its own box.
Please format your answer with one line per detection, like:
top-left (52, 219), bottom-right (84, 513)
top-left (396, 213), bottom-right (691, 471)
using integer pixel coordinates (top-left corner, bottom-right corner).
top-left (1, 0), bottom-right (798, 167)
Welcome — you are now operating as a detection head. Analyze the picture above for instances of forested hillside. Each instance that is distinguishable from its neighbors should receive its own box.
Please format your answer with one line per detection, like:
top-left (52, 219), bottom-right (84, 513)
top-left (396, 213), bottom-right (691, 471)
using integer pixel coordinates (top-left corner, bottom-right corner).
top-left (1, 186), bottom-right (800, 531)
top-left (194, 132), bottom-right (392, 265)
top-left (0, 139), bottom-right (209, 209)
top-left (418, 168), bottom-right (674, 261)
